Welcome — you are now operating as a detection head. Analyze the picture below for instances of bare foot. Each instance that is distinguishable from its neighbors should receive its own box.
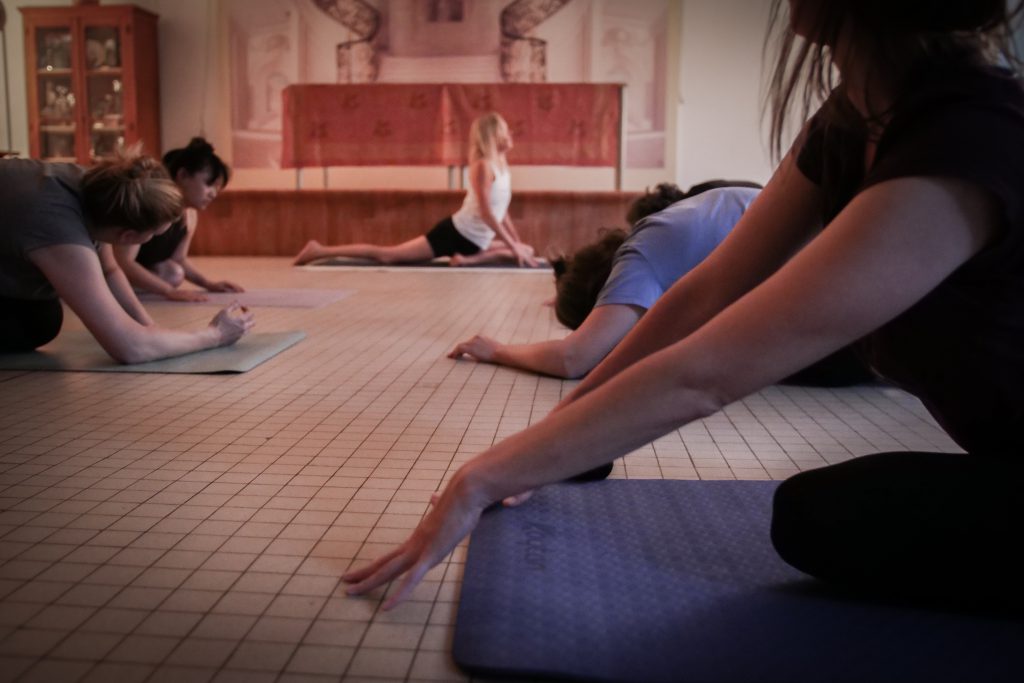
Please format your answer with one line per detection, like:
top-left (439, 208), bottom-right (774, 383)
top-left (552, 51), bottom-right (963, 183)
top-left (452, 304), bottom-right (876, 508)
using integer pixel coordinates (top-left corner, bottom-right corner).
top-left (294, 240), bottom-right (324, 266)
top-left (449, 253), bottom-right (466, 267)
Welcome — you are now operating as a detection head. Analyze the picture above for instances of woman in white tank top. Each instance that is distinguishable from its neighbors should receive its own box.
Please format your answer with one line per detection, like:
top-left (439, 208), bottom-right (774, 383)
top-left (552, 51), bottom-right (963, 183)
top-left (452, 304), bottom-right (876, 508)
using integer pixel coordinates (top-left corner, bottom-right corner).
top-left (293, 112), bottom-right (538, 267)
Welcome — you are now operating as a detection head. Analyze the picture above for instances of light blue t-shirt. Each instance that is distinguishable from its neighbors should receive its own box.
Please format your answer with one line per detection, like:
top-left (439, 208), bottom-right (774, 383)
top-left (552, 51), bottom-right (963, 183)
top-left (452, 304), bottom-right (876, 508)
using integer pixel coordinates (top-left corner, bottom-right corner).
top-left (595, 186), bottom-right (760, 310)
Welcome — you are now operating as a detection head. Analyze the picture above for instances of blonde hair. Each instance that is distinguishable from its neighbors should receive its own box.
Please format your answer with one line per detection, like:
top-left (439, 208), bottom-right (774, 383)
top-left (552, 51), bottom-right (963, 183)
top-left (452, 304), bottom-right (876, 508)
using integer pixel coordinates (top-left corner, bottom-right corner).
top-left (80, 146), bottom-right (184, 232)
top-left (468, 112), bottom-right (509, 170)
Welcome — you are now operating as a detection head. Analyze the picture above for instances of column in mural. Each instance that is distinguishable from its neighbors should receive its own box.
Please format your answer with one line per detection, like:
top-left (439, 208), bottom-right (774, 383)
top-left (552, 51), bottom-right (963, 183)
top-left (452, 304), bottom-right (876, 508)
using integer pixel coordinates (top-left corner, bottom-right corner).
top-left (500, 0), bottom-right (572, 82)
top-left (308, 0), bottom-right (380, 83)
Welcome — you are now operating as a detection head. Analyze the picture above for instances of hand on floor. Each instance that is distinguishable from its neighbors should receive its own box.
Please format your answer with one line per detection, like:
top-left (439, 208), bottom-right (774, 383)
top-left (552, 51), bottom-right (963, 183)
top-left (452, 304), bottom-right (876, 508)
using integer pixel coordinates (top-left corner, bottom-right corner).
top-left (206, 280), bottom-right (245, 293)
top-left (448, 335), bottom-right (500, 363)
top-left (344, 472), bottom-right (488, 609)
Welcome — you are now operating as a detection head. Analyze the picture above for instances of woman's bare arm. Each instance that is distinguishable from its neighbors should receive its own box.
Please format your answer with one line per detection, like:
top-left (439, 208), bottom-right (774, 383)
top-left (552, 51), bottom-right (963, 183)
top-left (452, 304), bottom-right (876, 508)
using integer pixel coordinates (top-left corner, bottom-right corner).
top-left (449, 304), bottom-right (643, 378)
top-left (177, 211), bottom-right (244, 292)
top-left (561, 151), bottom-right (823, 405)
top-left (98, 244), bottom-right (153, 325)
top-left (111, 241), bottom-right (189, 298)
top-left (29, 243), bottom-right (253, 364)
top-left (344, 174), bottom-right (998, 608)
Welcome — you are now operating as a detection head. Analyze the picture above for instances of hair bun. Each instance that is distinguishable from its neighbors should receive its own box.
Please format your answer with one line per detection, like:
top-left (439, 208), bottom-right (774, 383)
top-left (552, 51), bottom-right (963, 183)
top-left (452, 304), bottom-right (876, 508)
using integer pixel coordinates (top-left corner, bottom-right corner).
top-left (187, 137), bottom-right (215, 155)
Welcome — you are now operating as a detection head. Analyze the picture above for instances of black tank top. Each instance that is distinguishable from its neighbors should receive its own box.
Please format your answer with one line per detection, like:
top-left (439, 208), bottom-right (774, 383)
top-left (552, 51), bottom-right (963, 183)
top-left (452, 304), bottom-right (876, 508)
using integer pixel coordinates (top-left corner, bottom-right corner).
top-left (797, 64), bottom-right (1024, 455)
top-left (136, 218), bottom-right (187, 267)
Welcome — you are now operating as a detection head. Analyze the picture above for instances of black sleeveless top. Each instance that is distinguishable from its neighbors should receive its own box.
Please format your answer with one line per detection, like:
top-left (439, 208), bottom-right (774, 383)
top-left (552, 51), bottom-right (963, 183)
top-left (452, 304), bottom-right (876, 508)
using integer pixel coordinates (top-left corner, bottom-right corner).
top-left (136, 218), bottom-right (187, 267)
top-left (797, 64), bottom-right (1024, 455)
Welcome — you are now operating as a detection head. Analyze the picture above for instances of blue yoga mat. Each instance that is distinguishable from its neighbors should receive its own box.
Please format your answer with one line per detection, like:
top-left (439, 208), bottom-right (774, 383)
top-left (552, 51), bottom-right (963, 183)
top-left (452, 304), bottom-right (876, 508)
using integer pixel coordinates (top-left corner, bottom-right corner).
top-left (454, 480), bottom-right (1023, 683)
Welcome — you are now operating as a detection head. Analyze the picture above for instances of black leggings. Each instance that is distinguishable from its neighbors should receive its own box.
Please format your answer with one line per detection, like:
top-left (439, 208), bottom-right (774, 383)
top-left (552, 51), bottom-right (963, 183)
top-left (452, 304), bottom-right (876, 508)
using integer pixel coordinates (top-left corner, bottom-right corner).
top-left (0, 297), bottom-right (64, 352)
top-left (780, 345), bottom-right (875, 387)
top-left (771, 451), bottom-right (1024, 608)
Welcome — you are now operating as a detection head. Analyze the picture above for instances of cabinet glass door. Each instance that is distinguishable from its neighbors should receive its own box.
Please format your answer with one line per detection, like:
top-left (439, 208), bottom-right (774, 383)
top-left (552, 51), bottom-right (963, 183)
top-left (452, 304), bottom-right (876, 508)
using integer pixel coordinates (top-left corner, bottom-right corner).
top-left (35, 26), bottom-right (77, 161)
top-left (83, 25), bottom-right (125, 160)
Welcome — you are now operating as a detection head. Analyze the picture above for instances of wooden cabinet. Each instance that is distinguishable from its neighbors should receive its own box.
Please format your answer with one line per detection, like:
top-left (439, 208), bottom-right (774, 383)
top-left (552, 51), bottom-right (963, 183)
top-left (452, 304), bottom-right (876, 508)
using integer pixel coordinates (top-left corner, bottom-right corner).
top-left (20, 4), bottom-right (159, 163)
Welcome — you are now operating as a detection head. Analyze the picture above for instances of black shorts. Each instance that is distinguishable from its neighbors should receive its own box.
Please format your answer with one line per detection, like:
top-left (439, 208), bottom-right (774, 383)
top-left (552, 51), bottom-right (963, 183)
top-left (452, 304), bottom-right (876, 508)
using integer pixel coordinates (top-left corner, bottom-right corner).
top-left (0, 296), bottom-right (63, 352)
top-left (425, 217), bottom-right (481, 257)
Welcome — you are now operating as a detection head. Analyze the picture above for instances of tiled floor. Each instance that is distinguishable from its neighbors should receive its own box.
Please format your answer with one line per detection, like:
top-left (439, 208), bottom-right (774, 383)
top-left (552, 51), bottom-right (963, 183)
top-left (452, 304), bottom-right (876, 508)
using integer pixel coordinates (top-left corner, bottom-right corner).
top-left (0, 257), bottom-right (961, 682)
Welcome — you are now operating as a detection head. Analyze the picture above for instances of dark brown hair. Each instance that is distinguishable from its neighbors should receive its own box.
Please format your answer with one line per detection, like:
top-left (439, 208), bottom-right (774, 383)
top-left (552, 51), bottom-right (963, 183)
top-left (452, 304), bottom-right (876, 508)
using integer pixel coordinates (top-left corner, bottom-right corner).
top-left (80, 147), bottom-right (184, 231)
top-left (163, 137), bottom-right (231, 187)
top-left (765, 0), bottom-right (1023, 161)
top-left (553, 229), bottom-right (628, 330)
top-left (626, 180), bottom-right (764, 226)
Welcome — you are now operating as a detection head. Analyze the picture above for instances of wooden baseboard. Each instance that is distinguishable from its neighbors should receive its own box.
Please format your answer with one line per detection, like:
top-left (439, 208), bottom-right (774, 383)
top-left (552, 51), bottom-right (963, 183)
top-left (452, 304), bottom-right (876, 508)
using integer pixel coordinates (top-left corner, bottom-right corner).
top-left (190, 190), bottom-right (640, 257)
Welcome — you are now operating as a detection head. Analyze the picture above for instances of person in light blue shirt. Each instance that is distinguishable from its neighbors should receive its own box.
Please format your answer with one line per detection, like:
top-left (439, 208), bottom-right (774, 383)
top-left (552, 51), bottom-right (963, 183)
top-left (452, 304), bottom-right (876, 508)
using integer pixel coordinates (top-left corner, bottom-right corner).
top-left (451, 182), bottom-right (871, 387)
top-left (450, 184), bottom-right (757, 378)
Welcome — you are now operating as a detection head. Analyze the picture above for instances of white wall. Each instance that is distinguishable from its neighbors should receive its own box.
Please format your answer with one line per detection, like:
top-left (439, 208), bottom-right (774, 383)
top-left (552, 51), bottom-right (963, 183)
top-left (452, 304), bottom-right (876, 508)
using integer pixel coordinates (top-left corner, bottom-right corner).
top-left (676, 0), bottom-right (775, 187)
top-left (3, 0), bottom-right (778, 191)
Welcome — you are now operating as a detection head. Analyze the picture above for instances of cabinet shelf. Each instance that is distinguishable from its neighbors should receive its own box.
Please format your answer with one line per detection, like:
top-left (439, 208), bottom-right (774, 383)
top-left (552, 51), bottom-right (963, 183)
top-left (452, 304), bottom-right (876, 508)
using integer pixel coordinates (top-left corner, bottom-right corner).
top-left (22, 5), bottom-right (160, 164)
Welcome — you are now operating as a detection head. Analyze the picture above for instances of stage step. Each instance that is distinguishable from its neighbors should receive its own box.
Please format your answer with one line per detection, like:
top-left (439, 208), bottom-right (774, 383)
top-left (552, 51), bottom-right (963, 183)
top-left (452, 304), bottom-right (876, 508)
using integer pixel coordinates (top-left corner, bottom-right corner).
top-left (377, 54), bottom-right (502, 83)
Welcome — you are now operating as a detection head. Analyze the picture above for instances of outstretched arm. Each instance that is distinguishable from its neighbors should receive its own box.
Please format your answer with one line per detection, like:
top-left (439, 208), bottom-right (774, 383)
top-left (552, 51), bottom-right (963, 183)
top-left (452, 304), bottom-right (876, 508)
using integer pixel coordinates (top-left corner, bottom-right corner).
top-left (29, 243), bottom-right (254, 364)
top-left (561, 151), bottom-right (822, 406)
top-left (448, 304), bottom-right (643, 378)
top-left (98, 244), bottom-right (153, 325)
top-left (177, 213), bottom-right (244, 293)
top-left (344, 174), bottom-right (999, 608)
top-left (110, 241), bottom-right (204, 301)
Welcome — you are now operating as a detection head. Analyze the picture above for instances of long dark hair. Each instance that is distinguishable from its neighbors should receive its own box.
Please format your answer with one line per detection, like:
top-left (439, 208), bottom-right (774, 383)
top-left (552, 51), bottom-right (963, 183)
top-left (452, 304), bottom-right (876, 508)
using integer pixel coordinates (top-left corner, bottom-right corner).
top-left (764, 0), bottom-right (1024, 161)
top-left (162, 137), bottom-right (230, 187)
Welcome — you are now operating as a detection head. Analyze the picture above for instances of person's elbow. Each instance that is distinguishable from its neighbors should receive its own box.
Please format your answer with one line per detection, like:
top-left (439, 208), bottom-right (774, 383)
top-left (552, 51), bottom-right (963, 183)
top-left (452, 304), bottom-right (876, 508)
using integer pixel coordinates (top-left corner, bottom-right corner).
top-left (559, 346), bottom-right (594, 379)
top-left (98, 330), bottom-right (151, 365)
top-left (107, 341), bottom-right (148, 365)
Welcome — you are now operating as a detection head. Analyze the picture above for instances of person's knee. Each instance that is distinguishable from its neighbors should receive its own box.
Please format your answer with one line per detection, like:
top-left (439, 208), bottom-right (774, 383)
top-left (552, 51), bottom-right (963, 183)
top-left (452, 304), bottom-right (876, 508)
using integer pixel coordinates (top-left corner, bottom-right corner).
top-left (153, 260), bottom-right (185, 287)
top-left (770, 471), bottom-right (820, 570)
top-left (4, 299), bottom-right (64, 351)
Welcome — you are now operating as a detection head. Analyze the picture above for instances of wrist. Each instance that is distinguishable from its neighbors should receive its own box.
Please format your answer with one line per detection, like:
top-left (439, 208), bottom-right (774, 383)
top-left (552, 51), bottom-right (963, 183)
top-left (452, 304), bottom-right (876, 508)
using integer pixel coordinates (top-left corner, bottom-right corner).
top-left (451, 461), bottom-right (499, 512)
top-left (491, 343), bottom-right (509, 364)
top-left (204, 322), bottom-right (225, 347)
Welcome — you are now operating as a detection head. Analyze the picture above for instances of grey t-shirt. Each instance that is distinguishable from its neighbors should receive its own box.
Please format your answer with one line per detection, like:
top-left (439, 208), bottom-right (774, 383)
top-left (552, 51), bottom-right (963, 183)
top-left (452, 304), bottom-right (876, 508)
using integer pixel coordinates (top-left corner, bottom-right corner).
top-left (596, 186), bottom-right (760, 310)
top-left (0, 159), bottom-right (94, 300)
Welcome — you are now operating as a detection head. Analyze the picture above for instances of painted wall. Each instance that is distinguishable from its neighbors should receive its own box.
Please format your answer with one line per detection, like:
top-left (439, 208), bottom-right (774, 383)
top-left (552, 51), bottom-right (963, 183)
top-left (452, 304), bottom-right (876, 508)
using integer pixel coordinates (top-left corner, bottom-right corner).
top-left (3, 0), bottom-right (782, 189)
top-left (676, 0), bottom-right (775, 187)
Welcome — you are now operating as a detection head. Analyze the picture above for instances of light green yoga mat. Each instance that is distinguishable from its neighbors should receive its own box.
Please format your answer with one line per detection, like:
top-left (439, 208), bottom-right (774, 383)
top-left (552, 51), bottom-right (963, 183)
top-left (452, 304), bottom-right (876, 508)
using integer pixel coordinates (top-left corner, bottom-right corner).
top-left (0, 330), bottom-right (305, 374)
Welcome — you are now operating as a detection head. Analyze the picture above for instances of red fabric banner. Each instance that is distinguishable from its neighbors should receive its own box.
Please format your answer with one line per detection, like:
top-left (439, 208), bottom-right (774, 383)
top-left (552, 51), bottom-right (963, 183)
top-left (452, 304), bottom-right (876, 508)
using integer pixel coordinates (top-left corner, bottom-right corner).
top-left (281, 83), bottom-right (622, 168)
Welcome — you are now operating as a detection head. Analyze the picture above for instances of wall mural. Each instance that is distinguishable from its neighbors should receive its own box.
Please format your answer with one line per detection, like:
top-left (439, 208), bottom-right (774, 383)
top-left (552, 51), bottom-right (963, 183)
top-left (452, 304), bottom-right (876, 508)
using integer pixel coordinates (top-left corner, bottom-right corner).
top-left (227, 0), bottom-right (670, 169)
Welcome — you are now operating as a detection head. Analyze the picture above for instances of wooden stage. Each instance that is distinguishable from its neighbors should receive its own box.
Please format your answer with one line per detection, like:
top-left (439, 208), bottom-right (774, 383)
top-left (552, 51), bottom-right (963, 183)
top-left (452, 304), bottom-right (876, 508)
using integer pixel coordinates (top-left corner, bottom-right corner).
top-left (190, 190), bottom-right (640, 257)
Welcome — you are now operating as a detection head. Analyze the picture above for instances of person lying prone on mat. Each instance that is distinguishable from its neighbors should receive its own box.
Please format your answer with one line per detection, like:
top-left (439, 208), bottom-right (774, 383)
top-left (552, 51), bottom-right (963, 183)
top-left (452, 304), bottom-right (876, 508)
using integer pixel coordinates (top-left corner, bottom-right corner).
top-left (344, 0), bottom-right (1024, 609)
top-left (449, 183), bottom-right (873, 387)
top-left (113, 137), bottom-right (243, 302)
top-left (0, 150), bottom-right (254, 362)
top-left (293, 112), bottom-right (538, 268)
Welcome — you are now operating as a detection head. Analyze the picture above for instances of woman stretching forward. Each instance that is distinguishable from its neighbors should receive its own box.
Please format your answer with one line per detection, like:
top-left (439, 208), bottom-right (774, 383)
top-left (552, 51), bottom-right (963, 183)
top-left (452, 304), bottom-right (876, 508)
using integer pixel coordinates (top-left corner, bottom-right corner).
top-left (346, 0), bottom-right (1024, 609)
top-left (294, 112), bottom-right (537, 267)
top-left (114, 137), bottom-right (243, 301)
top-left (0, 151), bottom-right (253, 362)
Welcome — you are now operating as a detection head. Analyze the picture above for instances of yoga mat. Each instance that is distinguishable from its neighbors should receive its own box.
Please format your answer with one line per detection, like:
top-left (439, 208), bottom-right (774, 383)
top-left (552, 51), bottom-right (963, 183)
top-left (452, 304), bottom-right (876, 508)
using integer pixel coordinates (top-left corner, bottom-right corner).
top-left (139, 288), bottom-right (354, 308)
top-left (300, 256), bottom-right (551, 272)
top-left (0, 330), bottom-right (305, 374)
top-left (455, 480), bottom-right (1023, 683)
